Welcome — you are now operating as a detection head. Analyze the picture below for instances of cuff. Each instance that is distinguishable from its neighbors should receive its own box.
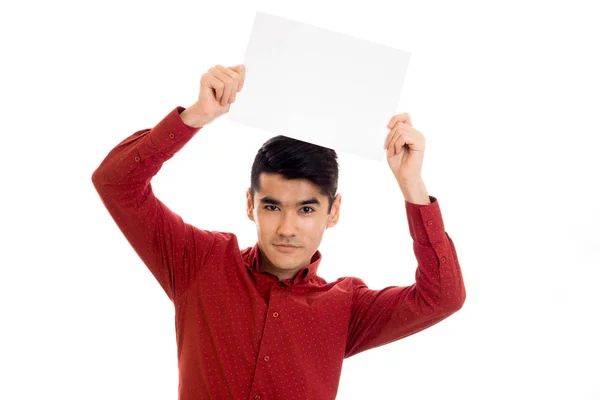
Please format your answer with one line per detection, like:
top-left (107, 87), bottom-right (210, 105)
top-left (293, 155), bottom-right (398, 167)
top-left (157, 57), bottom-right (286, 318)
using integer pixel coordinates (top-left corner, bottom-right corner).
top-left (405, 195), bottom-right (445, 244)
top-left (148, 106), bottom-right (202, 155)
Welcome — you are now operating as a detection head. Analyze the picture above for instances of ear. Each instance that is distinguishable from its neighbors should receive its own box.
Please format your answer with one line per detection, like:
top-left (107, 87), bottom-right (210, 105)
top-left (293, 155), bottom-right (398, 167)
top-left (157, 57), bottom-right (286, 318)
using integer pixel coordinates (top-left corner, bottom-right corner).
top-left (326, 194), bottom-right (342, 228)
top-left (246, 188), bottom-right (255, 221)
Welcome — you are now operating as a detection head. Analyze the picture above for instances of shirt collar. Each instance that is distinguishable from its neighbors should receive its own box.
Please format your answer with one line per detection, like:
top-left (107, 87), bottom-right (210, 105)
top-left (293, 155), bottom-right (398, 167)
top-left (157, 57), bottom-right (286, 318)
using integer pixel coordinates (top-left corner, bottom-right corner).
top-left (246, 242), bottom-right (322, 285)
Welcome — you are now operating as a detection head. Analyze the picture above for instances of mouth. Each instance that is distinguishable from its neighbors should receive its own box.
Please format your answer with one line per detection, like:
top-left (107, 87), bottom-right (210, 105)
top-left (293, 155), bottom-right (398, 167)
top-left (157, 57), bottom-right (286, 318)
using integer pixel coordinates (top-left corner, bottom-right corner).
top-left (274, 244), bottom-right (299, 252)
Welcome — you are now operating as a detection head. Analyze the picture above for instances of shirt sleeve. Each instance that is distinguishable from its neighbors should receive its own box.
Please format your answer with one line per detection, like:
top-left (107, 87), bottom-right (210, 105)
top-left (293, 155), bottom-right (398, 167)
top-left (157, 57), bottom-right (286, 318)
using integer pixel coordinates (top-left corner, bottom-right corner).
top-left (91, 106), bottom-right (218, 302)
top-left (344, 195), bottom-right (466, 358)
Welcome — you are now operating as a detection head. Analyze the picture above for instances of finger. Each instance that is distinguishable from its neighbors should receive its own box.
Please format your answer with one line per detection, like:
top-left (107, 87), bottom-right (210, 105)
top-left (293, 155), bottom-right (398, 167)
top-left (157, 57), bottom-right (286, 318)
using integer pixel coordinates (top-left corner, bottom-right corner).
top-left (384, 128), bottom-right (395, 150)
top-left (390, 113), bottom-right (411, 127)
top-left (206, 74), bottom-right (225, 103)
top-left (214, 65), bottom-right (235, 106)
top-left (388, 113), bottom-right (412, 128)
top-left (231, 64), bottom-right (245, 91)
top-left (393, 134), bottom-right (406, 155)
top-left (211, 66), bottom-right (234, 105)
top-left (385, 130), bottom-right (397, 156)
top-left (388, 130), bottom-right (405, 156)
top-left (384, 123), bottom-right (405, 149)
top-left (216, 65), bottom-right (241, 103)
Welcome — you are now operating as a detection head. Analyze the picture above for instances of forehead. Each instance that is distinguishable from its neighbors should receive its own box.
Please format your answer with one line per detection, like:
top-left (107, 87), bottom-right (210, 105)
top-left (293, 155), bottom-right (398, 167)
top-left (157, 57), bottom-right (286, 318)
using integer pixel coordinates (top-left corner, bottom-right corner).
top-left (257, 173), bottom-right (324, 203)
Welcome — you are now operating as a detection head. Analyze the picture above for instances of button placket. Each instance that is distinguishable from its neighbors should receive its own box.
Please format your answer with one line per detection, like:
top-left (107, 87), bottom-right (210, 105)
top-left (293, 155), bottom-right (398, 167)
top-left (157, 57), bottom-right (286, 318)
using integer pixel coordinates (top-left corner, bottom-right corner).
top-left (259, 287), bottom-right (283, 367)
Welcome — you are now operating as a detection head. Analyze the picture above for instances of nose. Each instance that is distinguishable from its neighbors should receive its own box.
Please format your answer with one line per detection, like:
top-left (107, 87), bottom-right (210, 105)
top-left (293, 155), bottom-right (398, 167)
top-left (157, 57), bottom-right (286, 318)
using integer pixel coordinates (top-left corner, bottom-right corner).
top-left (276, 211), bottom-right (297, 237)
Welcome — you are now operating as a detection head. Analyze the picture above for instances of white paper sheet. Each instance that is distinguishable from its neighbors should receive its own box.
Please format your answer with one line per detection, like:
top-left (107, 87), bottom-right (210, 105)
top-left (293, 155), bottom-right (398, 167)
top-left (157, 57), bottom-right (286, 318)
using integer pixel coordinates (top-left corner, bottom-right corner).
top-left (227, 11), bottom-right (411, 162)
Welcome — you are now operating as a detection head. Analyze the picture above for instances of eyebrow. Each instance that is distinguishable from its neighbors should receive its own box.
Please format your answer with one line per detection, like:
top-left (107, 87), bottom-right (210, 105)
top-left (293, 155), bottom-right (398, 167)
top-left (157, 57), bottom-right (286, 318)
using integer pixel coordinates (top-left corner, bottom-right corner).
top-left (259, 196), bottom-right (321, 207)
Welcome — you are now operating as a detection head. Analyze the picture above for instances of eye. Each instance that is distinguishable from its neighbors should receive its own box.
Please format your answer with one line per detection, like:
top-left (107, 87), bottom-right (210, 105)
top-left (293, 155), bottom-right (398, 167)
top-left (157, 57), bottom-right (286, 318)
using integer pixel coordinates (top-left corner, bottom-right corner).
top-left (264, 205), bottom-right (315, 214)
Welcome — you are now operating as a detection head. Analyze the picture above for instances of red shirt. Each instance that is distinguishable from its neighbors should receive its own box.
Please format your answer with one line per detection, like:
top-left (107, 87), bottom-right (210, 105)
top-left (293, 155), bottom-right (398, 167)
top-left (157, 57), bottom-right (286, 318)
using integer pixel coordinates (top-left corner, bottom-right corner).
top-left (92, 106), bottom-right (466, 400)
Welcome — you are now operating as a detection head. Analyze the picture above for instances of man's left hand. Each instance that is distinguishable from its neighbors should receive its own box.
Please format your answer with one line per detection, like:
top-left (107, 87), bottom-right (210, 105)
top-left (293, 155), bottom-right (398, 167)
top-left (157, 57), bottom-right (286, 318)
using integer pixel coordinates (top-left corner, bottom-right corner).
top-left (383, 113), bottom-right (426, 183)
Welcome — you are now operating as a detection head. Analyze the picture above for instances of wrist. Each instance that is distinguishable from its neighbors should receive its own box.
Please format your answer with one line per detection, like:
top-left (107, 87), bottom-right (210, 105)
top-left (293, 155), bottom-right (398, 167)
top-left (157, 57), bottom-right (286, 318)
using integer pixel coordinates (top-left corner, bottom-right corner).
top-left (398, 178), bottom-right (430, 205)
top-left (180, 104), bottom-right (210, 128)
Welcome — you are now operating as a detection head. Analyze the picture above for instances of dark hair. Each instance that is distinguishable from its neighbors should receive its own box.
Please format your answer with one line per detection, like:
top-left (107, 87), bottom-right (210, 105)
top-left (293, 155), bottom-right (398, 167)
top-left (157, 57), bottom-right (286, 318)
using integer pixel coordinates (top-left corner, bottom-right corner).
top-left (250, 135), bottom-right (339, 214)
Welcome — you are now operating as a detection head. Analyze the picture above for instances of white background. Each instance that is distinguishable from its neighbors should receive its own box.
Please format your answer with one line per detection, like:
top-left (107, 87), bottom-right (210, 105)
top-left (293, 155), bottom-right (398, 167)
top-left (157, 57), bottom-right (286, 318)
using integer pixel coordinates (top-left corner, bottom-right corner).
top-left (1, 0), bottom-right (599, 399)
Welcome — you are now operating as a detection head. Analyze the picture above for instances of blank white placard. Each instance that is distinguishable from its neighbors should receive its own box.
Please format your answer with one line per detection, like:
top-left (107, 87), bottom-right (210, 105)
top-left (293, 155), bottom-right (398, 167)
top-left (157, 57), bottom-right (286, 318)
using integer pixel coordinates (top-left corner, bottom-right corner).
top-left (227, 11), bottom-right (411, 162)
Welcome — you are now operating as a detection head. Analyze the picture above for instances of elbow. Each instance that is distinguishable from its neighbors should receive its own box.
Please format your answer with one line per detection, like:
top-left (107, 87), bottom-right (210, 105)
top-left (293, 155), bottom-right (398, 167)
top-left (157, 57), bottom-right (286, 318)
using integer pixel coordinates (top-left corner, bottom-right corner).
top-left (454, 293), bottom-right (466, 311)
top-left (91, 167), bottom-right (107, 187)
top-left (445, 273), bottom-right (467, 312)
top-left (91, 167), bottom-right (101, 184)
top-left (91, 169), bottom-right (107, 193)
top-left (440, 288), bottom-right (466, 314)
top-left (452, 291), bottom-right (467, 313)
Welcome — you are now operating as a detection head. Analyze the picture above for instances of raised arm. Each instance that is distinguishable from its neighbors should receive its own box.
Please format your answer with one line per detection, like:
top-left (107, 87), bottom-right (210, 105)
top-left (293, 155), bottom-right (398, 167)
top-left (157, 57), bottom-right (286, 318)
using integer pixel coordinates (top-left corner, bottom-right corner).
top-left (345, 196), bottom-right (466, 358)
top-left (91, 64), bottom-right (246, 302)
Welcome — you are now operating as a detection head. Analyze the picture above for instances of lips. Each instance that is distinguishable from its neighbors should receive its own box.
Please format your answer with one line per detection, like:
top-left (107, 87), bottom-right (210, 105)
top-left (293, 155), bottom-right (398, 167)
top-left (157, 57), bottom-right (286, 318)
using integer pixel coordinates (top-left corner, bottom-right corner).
top-left (275, 244), bottom-right (298, 248)
top-left (274, 244), bottom-right (299, 252)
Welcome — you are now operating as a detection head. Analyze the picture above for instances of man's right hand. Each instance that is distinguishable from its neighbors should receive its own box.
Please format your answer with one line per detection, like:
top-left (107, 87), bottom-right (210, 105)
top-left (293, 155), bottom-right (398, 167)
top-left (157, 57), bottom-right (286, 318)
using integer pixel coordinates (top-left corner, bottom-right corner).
top-left (182, 64), bottom-right (246, 128)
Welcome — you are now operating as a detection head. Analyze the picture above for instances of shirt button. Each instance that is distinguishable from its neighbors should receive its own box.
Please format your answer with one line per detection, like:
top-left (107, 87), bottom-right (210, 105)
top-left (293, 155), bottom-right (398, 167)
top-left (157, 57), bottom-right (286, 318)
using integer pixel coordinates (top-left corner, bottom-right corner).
top-left (254, 396), bottom-right (261, 400)
top-left (134, 156), bottom-right (140, 162)
top-left (427, 220), bottom-right (433, 226)
top-left (168, 132), bottom-right (175, 139)
top-left (264, 355), bottom-right (270, 361)
top-left (273, 312), bottom-right (279, 318)
top-left (441, 256), bottom-right (446, 263)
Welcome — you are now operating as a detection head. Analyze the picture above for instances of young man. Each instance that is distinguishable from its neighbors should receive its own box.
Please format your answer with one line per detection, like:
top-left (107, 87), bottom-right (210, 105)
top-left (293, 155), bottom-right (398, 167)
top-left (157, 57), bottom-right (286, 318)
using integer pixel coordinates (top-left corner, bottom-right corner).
top-left (91, 64), bottom-right (466, 400)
